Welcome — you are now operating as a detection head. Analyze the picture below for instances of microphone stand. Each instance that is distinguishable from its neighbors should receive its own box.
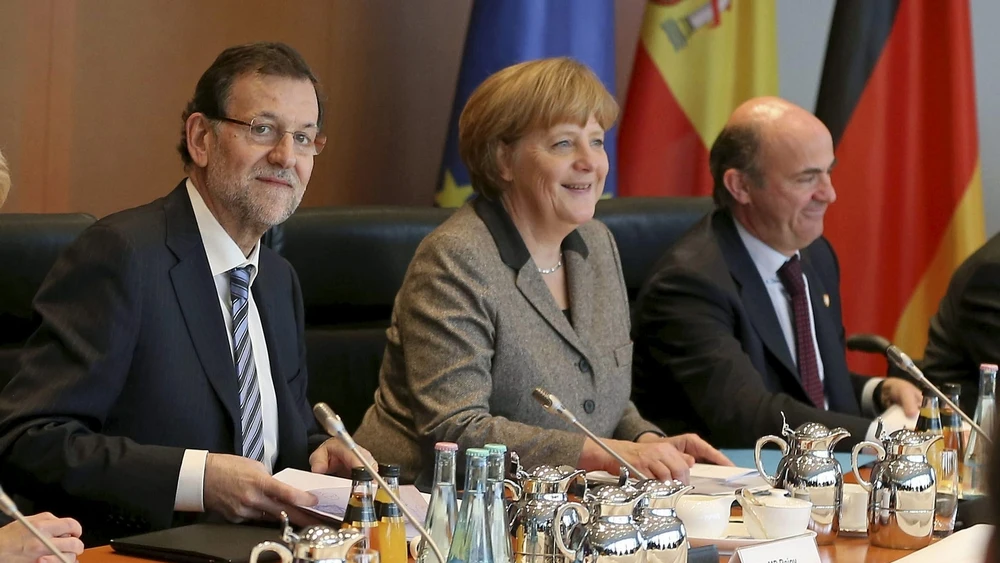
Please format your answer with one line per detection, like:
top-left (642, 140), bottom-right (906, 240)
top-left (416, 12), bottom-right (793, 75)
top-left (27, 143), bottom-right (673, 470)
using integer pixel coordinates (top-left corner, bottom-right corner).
top-left (312, 403), bottom-right (448, 563)
top-left (886, 345), bottom-right (992, 445)
top-left (531, 387), bottom-right (650, 481)
top-left (0, 486), bottom-right (72, 563)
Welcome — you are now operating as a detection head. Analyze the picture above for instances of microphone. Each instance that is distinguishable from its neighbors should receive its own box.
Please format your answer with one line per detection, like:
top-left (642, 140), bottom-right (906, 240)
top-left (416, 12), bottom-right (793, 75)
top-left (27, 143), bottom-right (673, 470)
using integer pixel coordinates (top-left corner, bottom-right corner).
top-left (531, 387), bottom-right (650, 480)
top-left (312, 403), bottom-right (447, 563)
top-left (885, 345), bottom-right (992, 445)
top-left (0, 485), bottom-right (73, 563)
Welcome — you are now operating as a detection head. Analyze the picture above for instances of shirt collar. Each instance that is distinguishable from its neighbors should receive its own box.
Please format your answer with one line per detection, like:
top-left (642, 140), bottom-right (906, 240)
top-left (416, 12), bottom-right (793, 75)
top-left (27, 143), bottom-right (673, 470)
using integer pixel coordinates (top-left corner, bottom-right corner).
top-left (472, 196), bottom-right (589, 270)
top-left (186, 178), bottom-right (261, 284)
top-left (733, 218), bottom-right (798, 282)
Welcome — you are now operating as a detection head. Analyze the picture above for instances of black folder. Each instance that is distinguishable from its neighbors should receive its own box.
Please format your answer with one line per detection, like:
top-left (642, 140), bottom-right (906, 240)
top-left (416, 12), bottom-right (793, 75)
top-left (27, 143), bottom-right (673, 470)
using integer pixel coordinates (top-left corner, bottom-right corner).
top-left (110, 523), bottom-right (282, 563)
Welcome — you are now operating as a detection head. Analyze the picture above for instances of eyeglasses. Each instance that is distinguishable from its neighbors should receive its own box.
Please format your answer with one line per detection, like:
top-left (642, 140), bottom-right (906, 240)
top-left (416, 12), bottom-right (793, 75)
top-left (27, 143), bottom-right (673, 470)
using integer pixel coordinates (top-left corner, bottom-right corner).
top-left (210, 115), bottom-right (327, 156)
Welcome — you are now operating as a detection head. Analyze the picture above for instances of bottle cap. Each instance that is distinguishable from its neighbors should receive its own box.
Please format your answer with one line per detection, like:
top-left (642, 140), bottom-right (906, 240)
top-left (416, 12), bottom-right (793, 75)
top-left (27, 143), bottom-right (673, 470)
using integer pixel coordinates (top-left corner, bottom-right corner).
top-left (466, 447), bottom-right (489, 458)
top-left (484, 443), bottom-right (507, 454)
top-left (435, 442), bottom-right (459, 452)
top-left (980, 363), bottom-right (998, 375)
top-left (378, 463), bottom-right (401, 477)
top-left (942, 382), bottom-right (962, 395)
top-left (351, 467), bottom-right (373, 481)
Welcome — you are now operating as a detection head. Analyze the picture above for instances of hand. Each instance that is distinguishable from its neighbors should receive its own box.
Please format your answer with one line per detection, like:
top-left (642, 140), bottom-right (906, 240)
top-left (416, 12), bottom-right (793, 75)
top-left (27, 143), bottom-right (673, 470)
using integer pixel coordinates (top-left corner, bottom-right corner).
top-left (0, 512), bottom-right (84, 563)
top-left (580, 433), bottom-right (727, 483)
top-left (204, 453), bottom-right (317, 524)
top-left (309, 438), bottom-right (374, 476)
top-left (880, 378), bottom-right (923, 417)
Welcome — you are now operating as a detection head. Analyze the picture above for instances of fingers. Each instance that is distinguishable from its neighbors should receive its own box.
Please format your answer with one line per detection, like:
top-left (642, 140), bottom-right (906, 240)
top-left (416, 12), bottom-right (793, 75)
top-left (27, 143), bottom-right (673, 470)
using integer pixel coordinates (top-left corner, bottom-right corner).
top-left (309, 448), bottom-right (330, 474)
top-left (261, 477), bottom-right (318, 508)
top-left (672, 434), bottom-right (733, 466)
top-left (46, 535), bottom-right (86, 556)
top-left (34, 516), bottom-right (83, 539)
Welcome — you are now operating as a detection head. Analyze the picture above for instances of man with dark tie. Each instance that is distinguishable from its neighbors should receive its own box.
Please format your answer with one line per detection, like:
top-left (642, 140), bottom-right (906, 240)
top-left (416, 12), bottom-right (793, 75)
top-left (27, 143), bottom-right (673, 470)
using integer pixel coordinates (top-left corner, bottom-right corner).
top-left (0, 42), bottom-right (367, 546)
top-left (631, 96), bottom-right (922, 447)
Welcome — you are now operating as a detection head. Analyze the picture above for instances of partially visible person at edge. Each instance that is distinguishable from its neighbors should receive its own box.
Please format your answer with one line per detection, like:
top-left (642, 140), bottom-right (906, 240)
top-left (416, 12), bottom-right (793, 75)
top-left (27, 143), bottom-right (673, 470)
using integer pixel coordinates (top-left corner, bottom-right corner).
top-left (0, 149), bottom-right (85, 562)
top-left (354, 57), bottom-right (732, 485)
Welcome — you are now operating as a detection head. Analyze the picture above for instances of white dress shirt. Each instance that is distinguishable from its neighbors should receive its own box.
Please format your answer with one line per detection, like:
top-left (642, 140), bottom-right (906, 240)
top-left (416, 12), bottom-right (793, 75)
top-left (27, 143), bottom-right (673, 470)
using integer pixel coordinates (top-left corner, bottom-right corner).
top-left (173, 179), bottom-right (280, 512)
top-left (734, 220), bottom-right (880, 414)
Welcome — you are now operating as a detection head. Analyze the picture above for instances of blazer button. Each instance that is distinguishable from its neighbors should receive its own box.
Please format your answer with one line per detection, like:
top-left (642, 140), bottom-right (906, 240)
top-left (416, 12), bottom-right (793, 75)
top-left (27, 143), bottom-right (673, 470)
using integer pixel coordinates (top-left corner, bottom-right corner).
top-left (578, 358), bottom-right (591, 373)
top-left (583, 399), bottom-right (596, 414)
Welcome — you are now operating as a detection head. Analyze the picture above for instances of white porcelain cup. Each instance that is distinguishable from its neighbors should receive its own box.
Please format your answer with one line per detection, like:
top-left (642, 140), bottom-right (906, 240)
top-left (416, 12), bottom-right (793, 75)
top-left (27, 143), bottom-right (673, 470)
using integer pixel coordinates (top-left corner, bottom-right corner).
top-left (741, 495), bottom-right (812, 540)
top-left (675, 494), bottom-right (735, 538)
top-left (839, 483), bottom-right (868, 533)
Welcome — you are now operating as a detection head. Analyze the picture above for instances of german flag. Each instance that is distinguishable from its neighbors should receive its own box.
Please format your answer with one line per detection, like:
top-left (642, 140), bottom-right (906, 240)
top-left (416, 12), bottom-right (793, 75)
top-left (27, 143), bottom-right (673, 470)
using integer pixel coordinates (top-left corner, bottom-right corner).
top-left (618, 0), bottom-right (777, 197)
top-left (815, 0), bottom-right (985, 374)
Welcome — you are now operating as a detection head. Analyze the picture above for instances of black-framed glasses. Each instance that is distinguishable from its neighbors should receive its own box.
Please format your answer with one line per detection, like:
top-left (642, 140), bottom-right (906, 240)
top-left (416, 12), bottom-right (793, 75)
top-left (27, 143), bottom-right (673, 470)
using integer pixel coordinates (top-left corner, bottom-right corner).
top-left (210, 115), bottom-right (327, 156)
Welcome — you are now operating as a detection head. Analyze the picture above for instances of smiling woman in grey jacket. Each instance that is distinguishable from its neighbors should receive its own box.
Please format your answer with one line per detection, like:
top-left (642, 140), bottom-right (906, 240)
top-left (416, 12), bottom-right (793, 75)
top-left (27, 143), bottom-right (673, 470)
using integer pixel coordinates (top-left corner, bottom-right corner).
top-left (354, 58), bottom-right (730, 485)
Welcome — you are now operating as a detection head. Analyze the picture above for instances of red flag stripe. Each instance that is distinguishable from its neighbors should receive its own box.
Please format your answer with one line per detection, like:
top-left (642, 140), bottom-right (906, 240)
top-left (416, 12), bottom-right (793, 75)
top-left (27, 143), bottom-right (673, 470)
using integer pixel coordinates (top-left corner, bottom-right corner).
top-left (618, 45), bottom-right (713, 197)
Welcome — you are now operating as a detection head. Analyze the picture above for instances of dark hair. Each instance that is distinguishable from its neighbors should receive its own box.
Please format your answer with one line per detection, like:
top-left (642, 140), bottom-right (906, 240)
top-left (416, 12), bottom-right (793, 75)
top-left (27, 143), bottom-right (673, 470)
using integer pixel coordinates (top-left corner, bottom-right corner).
top-left (708, 123), bottom-right (763, 209)
top-left (177, 42), bottom-right (323, 167)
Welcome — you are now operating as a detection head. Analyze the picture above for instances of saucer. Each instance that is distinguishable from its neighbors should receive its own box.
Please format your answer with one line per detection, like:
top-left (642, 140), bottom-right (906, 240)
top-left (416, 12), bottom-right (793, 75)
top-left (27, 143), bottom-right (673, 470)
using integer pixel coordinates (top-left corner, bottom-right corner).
top-left (687, 522), bottom-right (818, 555)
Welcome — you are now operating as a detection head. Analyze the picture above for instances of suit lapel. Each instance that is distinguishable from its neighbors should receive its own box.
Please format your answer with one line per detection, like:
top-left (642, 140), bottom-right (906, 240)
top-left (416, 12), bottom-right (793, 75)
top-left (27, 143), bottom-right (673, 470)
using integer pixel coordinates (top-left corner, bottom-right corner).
top-left (801, 251), bottom-right (858, 413)
top-left (515, 264), bottom-right (590, 358)
top-left (164, 184), bottom-right (242, 448)
top-left (713, 213), bottom-right (798, 378)
top-left (566, 250), bottom-right (595, 348)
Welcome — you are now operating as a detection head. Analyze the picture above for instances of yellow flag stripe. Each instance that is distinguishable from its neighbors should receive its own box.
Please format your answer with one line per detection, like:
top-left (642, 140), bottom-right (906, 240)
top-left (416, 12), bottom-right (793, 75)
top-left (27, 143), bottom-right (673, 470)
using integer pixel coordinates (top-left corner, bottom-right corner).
top-left (893, 162), bottom-right (986, 357)
top-left (640, 0), bottom-right (778, 149)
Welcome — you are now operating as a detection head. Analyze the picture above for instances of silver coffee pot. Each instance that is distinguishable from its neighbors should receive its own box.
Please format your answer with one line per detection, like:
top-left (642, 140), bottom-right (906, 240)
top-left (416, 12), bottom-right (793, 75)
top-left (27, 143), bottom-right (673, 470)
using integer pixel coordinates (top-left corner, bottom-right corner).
top-left (553, 483), bottom-right (647, 563)
top-left (249, 512), bottom-right (365, 563)
top-left (851, 427), bottom-right (942, 550)
top-left (754, 414), bottom-right (850, 545)
top-left (508, 464), bottom-right (589, 563)
top-left (633, 479), bottom-right (692, 563)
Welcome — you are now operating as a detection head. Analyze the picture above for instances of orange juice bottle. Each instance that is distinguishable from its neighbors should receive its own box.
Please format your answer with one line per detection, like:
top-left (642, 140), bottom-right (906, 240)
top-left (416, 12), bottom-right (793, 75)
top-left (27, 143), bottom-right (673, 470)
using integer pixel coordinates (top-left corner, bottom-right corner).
top-left (343, 467), bottom-right (378, 550)
top-left (373, 463), bottom-right (407, 563)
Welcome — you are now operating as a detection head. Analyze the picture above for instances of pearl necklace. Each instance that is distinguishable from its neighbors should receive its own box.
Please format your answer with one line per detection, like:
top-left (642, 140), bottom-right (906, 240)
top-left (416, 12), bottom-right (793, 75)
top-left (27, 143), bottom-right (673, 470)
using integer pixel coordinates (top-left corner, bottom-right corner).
top-left (537, 254), bottom-right (563, 275)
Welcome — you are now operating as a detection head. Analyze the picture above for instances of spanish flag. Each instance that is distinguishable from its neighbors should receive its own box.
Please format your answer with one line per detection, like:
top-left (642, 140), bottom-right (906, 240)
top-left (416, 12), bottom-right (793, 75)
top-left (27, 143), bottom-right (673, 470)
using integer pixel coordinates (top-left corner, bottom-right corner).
top-left (436, 0), bottom-right (617, 208)
top-left (618, 0), bottom-right (777, 197)
top-left (815, 0), bottom-right (984, 374)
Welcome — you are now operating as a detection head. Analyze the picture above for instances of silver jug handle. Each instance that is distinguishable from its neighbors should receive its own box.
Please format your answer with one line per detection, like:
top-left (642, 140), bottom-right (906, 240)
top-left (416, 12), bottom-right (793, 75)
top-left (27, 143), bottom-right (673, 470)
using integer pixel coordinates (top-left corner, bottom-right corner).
top-left (754, 435), bottom-right (788, 487)
top-left (554, 501), bottom-right (590, 561)
top-left (249, 541), bottom-right (294, 563)
top-left (851, 440), bottom-right (886, 492)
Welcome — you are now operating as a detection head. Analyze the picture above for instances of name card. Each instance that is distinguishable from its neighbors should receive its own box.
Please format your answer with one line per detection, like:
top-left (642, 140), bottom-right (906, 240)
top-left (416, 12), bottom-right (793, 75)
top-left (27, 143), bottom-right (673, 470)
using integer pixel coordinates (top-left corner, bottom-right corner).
top-left (727, 533), bottom-right (821, 563)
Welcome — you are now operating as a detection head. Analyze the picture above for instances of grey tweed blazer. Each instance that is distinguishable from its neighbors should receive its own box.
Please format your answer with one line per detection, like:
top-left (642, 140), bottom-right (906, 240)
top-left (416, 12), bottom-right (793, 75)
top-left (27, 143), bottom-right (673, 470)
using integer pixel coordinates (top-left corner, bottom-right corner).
top-left (354, 197), bottom-right (661, 484)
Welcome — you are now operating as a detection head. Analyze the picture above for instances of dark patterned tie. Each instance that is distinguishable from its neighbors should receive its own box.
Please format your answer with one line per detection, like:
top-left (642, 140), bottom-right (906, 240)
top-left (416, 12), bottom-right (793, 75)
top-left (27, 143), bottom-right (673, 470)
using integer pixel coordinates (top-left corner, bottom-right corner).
top-left (230, 265), bottom-right (265, 462)
top-left (777, 256), bottom-right (826, 409)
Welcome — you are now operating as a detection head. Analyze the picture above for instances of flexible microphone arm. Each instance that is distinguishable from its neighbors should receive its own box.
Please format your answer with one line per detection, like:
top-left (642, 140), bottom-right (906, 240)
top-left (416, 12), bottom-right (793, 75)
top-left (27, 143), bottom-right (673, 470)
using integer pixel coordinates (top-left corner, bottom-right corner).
top-left (312, 403), bottom-right (447, 563)
top-left (0, 485), bottom-right (72, 563)
top-left (531, 387), bottom-right (650, 481)
top-left (885, 345), bottom-right (992, 445)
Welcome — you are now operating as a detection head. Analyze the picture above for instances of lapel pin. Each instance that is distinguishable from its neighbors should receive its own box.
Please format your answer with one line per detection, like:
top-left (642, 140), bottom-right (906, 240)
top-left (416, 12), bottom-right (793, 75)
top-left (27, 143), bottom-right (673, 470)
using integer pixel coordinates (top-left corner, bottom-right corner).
top-left (823, 294), bottom-right (830, 307)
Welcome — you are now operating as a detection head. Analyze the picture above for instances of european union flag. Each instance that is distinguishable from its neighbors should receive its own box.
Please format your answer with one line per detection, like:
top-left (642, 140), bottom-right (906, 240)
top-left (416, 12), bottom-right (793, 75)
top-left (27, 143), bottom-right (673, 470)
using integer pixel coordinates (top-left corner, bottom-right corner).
top-left (436, 0), bottom-right (617, 207)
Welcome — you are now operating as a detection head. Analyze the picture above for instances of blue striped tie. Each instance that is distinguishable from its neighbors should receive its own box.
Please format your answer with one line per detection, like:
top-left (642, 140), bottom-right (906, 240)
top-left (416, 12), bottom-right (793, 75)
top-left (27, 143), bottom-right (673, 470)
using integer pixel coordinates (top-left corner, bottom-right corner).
top-left (229, 265), bottom-right (265, 463)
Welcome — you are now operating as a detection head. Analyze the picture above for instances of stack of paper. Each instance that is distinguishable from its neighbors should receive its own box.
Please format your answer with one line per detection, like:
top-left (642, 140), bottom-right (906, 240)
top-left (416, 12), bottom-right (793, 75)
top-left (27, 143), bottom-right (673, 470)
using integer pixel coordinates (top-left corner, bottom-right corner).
top-left (689, 464), bottom-right (768, 496)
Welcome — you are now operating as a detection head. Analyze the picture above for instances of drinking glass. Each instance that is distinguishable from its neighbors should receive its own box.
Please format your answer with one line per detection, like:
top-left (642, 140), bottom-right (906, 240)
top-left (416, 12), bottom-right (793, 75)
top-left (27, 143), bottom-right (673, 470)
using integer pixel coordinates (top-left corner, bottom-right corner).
top-left (934, 449), bottom-right (959, 537)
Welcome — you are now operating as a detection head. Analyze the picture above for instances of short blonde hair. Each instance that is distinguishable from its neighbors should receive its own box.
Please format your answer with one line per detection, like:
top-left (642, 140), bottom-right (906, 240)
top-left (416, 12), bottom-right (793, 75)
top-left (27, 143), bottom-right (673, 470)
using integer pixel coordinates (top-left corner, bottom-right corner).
top-left (0, 149), bottom-right (9, 209)
top-left (459, 57), bottom-right (619, 199)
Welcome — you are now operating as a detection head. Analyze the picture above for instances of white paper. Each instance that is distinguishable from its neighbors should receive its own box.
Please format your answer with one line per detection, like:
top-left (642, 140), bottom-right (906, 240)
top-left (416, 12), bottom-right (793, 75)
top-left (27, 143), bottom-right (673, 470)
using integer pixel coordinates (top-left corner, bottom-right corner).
top-left (690, 464), bottom-right (758, 482)
top-left (893, 524), bottom-right (994, 562)
top-left (727, 533), bottom-right (821, 563)
top-left (274, 468), bottom-right (430, 540)
top-left (867, 404), bottom-right (919, 441)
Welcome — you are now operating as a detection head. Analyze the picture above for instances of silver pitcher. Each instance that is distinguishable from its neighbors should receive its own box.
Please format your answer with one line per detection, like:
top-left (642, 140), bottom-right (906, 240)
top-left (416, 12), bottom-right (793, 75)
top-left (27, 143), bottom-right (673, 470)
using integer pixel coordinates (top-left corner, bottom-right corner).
top-left (554, 483), bottom-right (647, 563)
top-left (754, 414), bottom-right (850, 545)
top-left (851, 427), bottom-right (942, 550)
top-left (508, 464), bottom-right (589, 563)
top-left (633, 480), bottom-right (692, 563)
top-left (249, 512), bottom-right (365, 563)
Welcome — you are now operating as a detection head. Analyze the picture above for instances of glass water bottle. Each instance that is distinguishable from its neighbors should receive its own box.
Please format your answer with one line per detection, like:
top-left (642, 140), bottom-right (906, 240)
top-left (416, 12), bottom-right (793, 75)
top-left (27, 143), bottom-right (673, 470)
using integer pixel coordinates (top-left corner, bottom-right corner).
top-left (447, 448), bottom-right (493, 563)
top-left (962, 364), bottom-right (996, 497)
top-left (484, 444), bottom-right (512, 563)
top-left (417, 442), bottom-right (459, 563)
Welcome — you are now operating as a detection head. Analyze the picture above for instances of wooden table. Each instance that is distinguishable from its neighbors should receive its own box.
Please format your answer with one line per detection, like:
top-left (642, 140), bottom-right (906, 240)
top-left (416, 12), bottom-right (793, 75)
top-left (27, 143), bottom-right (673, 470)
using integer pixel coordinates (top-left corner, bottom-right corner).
top-left (81, 538), bottom-right (925, 563)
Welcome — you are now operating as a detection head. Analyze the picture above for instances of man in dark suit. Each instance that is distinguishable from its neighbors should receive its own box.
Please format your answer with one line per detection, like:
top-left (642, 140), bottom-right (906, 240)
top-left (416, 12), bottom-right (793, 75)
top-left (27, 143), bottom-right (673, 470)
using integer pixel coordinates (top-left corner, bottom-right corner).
top-left (923, 233), bottom-right (1000, 413)
top-left (631, 96), bottom-right (922, 448)
top-left (0, 42), bottom-right (366, 546)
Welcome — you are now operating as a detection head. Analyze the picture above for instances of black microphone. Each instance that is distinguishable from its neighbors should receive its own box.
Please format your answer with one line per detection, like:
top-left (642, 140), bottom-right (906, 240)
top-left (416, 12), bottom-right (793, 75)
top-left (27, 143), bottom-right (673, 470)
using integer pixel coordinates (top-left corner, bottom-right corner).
top-left (312, 403), bottom-right (447, 563)
top-left (884, 345), bottom-right (992, 445)
top-left (531, 387), bottom-right (650, 480)
top-left (0, 485), bottom-right (73, 563)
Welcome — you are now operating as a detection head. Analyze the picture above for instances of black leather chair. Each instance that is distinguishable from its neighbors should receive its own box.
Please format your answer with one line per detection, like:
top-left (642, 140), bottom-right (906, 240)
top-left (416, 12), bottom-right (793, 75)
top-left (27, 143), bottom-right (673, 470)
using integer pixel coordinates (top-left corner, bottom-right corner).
top-left (273, 197), bottom-right (714, 431)
top-left (0, 213), bottom-right (95, 387)
top-left (269, 206), bottom-right (454, 431)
